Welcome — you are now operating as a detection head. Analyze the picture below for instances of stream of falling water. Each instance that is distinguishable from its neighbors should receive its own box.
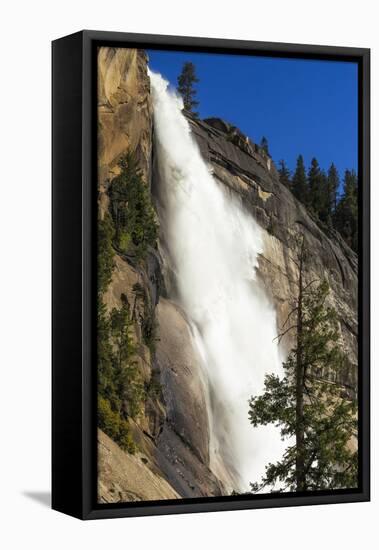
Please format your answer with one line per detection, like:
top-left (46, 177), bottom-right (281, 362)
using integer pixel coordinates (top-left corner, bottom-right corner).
top-left (149, 69), bottom-right (285, 492)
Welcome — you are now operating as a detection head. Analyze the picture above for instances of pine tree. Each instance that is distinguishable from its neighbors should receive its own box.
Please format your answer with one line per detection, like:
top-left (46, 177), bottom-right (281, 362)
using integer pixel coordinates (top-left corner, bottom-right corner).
top-left (97, 153), bottom-right (156, 454)
top-left (278, 160), bottom-right (292, 189)
top-left (177, 62), bottom-right (200, 116)
top-left (318, 170), bottom-right (331, 225)
top-left (109, 153), bottom-right (158, 261)
top-left (97, 295), bottom-right (144, 453)
top-left (308, 157), bottom-right (324, 215)
top-left (292, 155), bottom-right (308, 204)
top-left (335, 170), bottom-right (358, 252)
top-left (249, 235), bottom-right (358, 492)
top-left (110, 297), bottom-right (144, 419)
top-left (327, 163), bottom-right (340, 215)
top-left (260, 136), bottom-right (270, 156)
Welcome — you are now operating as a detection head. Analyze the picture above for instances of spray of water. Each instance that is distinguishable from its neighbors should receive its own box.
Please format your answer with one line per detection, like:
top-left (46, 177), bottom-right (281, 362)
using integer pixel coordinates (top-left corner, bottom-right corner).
top-left (149, 70), bottom-right (285, 492)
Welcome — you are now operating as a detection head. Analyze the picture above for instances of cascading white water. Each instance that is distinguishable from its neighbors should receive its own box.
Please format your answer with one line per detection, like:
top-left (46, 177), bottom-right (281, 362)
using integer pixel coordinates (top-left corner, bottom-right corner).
top-left (149, 70), bottom-right (285, 492)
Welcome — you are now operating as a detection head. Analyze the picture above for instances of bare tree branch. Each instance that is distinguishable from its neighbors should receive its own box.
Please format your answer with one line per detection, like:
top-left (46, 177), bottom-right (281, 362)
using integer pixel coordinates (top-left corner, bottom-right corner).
top-left (274, 324), bottom-right (297, 343)
top-left (281, 306), bottom-right (298, 329)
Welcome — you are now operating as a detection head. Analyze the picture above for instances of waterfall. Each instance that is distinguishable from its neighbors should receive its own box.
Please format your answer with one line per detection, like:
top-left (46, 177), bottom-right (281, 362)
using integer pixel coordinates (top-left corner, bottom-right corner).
top-left (149, 70), bottom-right (285, 493)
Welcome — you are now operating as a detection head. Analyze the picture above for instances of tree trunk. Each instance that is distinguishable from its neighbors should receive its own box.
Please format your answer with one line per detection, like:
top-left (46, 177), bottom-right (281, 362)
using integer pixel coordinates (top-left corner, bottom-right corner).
top-left (295, 239), bottom-right (306, 491)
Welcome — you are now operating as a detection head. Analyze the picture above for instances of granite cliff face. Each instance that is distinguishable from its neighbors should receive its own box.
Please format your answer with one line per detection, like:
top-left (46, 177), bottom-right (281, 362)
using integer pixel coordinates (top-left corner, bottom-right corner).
top-left (97, 47), bottom-right (223, 503)
top-left (97, 49), bottom-right (358, 502)
top-left (98, 47), bottom-right (152, 189)
top-left (187, 115), bottom-right (358, 392)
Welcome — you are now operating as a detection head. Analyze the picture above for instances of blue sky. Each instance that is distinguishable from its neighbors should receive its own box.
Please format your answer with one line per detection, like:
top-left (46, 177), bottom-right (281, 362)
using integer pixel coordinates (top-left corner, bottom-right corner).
top-left (147, 50), bottom-right (358, 181)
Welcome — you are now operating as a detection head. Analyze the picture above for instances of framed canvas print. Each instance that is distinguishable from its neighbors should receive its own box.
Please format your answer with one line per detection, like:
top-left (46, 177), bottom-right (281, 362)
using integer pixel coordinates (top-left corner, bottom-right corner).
top-left (52, 30), bottom-right (370, 520)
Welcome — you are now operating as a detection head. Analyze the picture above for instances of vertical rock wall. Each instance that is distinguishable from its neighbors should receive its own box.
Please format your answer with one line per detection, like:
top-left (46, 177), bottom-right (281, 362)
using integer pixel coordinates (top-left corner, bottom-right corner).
top-left (97, 48), bottom-right (224, 502)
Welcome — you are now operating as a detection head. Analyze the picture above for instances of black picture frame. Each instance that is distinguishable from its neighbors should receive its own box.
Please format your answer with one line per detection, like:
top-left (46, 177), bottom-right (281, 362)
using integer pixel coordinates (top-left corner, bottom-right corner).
top-left (52, 30), bottom-right (370, 520)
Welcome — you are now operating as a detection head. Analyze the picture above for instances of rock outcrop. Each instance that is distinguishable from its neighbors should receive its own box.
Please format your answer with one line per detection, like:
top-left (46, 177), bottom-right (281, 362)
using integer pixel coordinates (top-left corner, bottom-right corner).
top-left (187, 115), bottom-right (358, 392)
top-left (98, 429), bottom-right (179, 503)
top-left (98, 47), bottom-right (153, 217)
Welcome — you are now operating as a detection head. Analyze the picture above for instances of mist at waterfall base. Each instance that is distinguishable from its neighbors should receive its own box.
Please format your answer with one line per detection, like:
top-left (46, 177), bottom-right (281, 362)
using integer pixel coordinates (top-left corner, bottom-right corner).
top-left (149, 70), bottom-right (286, 493)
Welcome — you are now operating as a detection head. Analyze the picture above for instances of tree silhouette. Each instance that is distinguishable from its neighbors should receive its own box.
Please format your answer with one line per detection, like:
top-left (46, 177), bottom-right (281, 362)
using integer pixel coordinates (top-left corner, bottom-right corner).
top-left (260, 136), bottom-right (270, 155)
top-left (278, 159), bottom-right (292, 189)
top-left (177, 62), bottom-right (200, 116)
top-left (292, 155), bottom-right (308, 204)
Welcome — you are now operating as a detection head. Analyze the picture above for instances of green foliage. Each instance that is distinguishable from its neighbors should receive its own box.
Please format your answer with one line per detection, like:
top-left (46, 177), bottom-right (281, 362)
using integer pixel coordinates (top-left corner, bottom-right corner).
top-left (327, 163), bottom-right (340, 215)
top-left (292, 155), bottom-right (308, 204)
top-left (118, 418), bottom-right (137, 453)
top-left (334, 169), bottom-right (358, 252)
top-left (308, 158), bottom-right (324, 214)
top-left (133, 282), bottom-right (159, 353)
top-left (141, 307), bottom-right (159, 353)
top-left (97, 295), bottom-right (145, 453)
top-left (97, 153), bottom-right (158, 453)
top-left (177, 62), bottom-right (200, 116)
top-left (307, 158), bottom-right (333, 225)
top-left (97, 213), bottom-right (115, 295)
top-left (98, 395), bottom-right (136, 454)
top-left (260, 136), bottom-right (270, 156)
top-left (289, 155), bottom-right (357, 253)
top-left (98, 395), bottom-right (121, 440)
top-left (118, 231), bottom-right (131, 252)
top-left (110, 298), bottom-right (146, 418)
top-left (109, 153), bottom-right (158, 262)
top-left (249, 240), bottom-right (357, 493)
top-left (278, 160), bottom-right (292, 189)
top-left (312, 162), bottom-right (341, 228)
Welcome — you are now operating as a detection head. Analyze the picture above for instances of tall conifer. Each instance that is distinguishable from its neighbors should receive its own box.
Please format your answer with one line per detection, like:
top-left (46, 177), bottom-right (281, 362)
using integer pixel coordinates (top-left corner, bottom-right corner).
top-left (278, 159), bottom-right (292, 189)
top-left (177, 62), bottom-right (200, 116)
top-left (249, 235), bottom-right (358, 492)
top-left (292, 155), bottom-right (308, 204)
